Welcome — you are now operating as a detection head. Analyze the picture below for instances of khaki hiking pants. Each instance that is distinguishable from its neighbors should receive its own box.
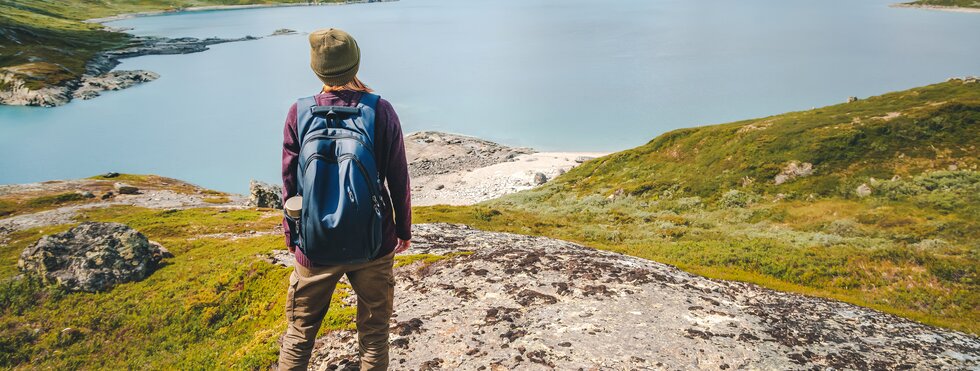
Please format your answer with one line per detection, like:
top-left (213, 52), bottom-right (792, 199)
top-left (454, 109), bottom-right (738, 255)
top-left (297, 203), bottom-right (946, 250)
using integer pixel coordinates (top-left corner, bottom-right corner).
top-left (278, 251), bottom-right (396, 371)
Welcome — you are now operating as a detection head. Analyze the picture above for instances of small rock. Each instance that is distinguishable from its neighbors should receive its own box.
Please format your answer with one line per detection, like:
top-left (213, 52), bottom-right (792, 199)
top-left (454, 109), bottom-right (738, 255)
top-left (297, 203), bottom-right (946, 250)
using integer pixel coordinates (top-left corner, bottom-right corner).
top-left (855, 183), bottom-right (872, 198)
top-left (102, 172), bottom-right (120, 178)
top-left (847, 96), bottom-right (859, 103)
top-left (533, 172), bottom-right (548, 185)
top-left (247, 180), bottom-right (283, 209)
top-left (77, 191), bottom-right (95, 198)
top-left (114, 183), bottom-right (139, 195)
top-left (574, 156), bottom-right (595, 164)
top-left (435, 184), bottom-right (445, 190)
top-left (100, 191), bottom-right (114, 200)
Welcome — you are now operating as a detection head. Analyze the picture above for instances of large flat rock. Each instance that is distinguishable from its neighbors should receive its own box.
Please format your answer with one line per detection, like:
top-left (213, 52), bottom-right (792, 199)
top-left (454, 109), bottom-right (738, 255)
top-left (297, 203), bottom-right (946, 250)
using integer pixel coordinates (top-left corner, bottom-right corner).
top-left (309, 223), bottom-right (980, 370)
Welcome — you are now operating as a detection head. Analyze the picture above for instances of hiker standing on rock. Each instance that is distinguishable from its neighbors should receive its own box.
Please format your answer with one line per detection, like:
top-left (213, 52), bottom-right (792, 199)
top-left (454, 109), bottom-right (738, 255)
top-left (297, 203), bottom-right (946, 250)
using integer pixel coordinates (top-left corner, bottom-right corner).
top-left (278, 28), bottom-right (412, 370)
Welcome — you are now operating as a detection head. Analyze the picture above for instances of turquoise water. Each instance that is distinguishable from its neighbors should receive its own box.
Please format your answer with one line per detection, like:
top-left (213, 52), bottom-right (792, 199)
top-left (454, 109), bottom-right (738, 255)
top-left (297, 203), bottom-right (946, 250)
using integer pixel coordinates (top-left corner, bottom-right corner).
top-left (1, 0), bottom-right (978, 193)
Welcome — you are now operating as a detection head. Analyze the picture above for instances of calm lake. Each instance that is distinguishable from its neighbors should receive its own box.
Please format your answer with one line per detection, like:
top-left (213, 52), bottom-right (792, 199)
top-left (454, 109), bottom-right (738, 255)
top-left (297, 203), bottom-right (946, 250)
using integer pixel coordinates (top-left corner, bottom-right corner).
top-left (1, 0), bottom-right (978, 193)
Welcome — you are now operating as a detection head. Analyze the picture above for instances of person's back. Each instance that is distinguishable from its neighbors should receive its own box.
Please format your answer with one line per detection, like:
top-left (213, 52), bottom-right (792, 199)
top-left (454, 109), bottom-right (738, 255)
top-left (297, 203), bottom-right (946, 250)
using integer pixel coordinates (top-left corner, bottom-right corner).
top-left (278, 28), bottom-right (412, 371)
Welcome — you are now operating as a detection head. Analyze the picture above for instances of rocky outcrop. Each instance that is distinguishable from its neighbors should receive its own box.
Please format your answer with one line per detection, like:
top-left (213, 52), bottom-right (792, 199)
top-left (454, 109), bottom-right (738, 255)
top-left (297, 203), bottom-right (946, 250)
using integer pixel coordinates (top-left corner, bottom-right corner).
top-left (0, 35), bottom-right (259, 107)
top-left (405, 131), bottom-right (535, 177)
top-left (72, 71), bottom-right (160, 100)
top-left (774, 161), bottom-right (814, 185)
top-left (17, 222), bottom-right (168, 292)
top-left (248, 180), bottom-right (282, 209)
top-left (308, 223), bottom-right (980, 370)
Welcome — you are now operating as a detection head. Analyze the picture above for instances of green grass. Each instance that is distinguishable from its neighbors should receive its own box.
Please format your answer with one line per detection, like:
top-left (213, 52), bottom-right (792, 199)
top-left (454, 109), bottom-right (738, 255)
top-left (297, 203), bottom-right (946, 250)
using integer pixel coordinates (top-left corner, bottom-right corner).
top-left (0, 0), bottom-right (335, 91)
top-left (0, 204), bottom-right (481, 368)
top-left (416, 80), bottom-right (980, 335)
top-left (0, 205), bottom-right (338, 368)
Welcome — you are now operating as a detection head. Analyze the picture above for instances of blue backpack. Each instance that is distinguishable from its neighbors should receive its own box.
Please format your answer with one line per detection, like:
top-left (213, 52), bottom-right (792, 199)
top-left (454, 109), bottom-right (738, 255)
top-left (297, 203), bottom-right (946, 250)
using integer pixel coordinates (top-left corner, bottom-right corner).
top-left (291, 93), bottom-right (384, 264)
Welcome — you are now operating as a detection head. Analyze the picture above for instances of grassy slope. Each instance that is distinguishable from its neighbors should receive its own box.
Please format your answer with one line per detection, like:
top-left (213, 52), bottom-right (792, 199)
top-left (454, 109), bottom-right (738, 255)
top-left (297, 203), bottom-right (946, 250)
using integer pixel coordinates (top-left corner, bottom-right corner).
top-left (0, 175), bottom-right (453, 368)
top-left (0, 0), bottom-right (320, 90)
top-left (416, 80), bottom-right (980, 334)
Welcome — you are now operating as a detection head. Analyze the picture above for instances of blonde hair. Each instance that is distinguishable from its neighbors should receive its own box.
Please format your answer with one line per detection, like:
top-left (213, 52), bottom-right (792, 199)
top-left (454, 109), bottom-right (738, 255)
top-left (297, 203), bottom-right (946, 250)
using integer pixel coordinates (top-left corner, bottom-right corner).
top-left (321, 75), bottom-right (374, 93)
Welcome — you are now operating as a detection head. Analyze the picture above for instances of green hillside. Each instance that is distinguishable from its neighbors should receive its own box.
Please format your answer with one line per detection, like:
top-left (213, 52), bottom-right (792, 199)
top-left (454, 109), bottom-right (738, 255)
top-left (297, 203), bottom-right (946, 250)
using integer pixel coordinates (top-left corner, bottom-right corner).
top-left (0, 0), bottom-right (316, 90)
top-left (417, 80), bottom-right (980, 334)
top-left (906, 0), bottom-right (980, 9)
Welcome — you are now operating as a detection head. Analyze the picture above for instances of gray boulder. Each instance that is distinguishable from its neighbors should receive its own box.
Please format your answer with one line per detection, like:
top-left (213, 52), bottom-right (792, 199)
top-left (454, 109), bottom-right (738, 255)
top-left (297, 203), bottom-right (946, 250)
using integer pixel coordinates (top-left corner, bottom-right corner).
top-left (17, 222), bottom-right (167, 292)
top-left (248, 180), bottom-right (283, 208)
top-left (114, 182), bottom-right (139, 194)
top-left (533, 172), bottom-right (549, 185)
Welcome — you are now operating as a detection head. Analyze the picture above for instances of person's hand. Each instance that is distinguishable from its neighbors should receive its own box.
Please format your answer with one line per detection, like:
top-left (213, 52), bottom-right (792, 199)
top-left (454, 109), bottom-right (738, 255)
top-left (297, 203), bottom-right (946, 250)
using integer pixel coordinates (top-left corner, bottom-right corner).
top-left (395, 239), bottom-right (411, 254)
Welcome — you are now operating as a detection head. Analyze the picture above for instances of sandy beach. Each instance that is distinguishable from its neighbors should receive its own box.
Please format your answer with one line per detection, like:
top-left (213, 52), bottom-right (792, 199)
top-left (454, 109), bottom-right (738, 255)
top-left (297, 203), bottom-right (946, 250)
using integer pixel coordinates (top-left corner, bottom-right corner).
top-left (404, 131), bottom-right (608, 206)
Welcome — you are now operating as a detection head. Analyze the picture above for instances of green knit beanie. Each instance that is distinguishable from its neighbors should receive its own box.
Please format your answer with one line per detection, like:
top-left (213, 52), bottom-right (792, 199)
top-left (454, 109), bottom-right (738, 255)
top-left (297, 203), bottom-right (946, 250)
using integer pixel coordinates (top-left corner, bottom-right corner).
top-left (309, 28), bottom-right (360, 86)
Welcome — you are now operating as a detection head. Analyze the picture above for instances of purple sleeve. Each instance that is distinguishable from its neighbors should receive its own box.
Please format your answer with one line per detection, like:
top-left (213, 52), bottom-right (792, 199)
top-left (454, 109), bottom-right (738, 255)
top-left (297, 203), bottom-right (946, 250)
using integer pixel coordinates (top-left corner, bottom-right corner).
top-left (281, 103), bottom-right (300, 249)
top-left (379, 100), bottom-right (413, 240)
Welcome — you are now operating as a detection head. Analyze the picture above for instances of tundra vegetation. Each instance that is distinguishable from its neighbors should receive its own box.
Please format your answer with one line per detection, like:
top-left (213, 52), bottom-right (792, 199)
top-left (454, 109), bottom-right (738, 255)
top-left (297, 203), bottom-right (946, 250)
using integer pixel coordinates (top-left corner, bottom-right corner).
top-left (417, 81), bottom-right (980, 335)
top-left (0, 81), bottom-right (977, 367)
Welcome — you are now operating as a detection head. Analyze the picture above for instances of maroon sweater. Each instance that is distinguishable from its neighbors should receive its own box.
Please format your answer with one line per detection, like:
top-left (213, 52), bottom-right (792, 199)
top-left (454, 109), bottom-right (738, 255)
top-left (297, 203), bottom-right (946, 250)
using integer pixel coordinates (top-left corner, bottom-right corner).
top-left (281, 90), bottom-right (412, 268)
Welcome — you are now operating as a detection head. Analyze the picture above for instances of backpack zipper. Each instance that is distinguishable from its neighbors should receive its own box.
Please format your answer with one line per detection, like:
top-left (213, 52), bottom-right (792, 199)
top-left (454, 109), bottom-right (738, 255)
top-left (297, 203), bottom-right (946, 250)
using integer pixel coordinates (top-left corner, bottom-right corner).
top-left (304, 153), bottom-right (383, 214)
top-left (301, 130), bottom-right (370, 150)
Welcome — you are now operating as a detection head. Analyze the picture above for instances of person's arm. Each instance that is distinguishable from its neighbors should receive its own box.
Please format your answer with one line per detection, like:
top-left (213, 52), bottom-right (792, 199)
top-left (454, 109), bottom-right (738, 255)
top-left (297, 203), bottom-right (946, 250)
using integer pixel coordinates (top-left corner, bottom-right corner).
top-left (281, 103), bottom-right (300, 252)
top-left (380, 101), bottom-right (412, 248)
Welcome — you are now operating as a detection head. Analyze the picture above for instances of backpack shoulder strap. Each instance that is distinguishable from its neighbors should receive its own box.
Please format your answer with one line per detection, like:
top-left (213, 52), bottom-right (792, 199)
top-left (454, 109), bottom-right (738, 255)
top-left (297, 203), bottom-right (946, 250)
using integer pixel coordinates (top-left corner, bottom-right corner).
top-left (358, 93), bottom-right (381, 147)
top-left (295, 95), bottom-right (318, 141)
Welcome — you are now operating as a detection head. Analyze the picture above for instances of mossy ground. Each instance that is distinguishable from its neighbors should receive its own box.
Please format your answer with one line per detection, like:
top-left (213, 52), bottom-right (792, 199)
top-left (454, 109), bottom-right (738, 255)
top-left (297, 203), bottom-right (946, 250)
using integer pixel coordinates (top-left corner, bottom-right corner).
top-left (0, 174), bottom-right (226, 218)
top-left (416, 81), bottom-right (980, 335)
top-left (0, 206), bottom-right (329, 368)
top-left (0, 204), bottom-right (476, 368)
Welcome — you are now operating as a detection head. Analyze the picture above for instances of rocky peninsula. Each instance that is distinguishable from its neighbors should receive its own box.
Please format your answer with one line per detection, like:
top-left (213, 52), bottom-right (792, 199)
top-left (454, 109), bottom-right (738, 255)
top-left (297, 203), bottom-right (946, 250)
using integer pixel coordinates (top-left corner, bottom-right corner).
top-left (0, 35), bottom-right (260, 107)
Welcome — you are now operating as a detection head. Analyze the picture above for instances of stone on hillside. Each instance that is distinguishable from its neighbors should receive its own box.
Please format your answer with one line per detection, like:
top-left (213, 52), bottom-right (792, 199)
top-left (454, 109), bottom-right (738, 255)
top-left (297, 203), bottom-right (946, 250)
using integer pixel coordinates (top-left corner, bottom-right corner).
top-left (856, 183), bottom-right (872, 198)
top-left (533, 172), bottom-right (549, 185)
top-left (114, 182), bottom-right (139, 194)
top-left (248, 180), bottom-right (282, 209)
top-left (17, 222), bottom-right (167, 292)
top-left (102, 172), bottom-right (120, 178)
top-left (774, 161), bottom-right (814, 185)
top-left (574, 156), bottom-right (594, 164)
top-left (77, 191), bottom-right (95, 198)
top-left (847, 96), bottom-right (859, 103)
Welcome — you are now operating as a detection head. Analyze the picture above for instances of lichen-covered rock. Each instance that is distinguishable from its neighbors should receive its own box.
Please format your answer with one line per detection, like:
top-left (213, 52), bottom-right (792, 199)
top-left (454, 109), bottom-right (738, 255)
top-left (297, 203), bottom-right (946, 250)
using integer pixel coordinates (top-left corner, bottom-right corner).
top-left (248, 180), bottom-right (282, 208)
top-left (17, 222), bottom-right (167, 292)
top-left (774, 161), bottom-right (814, 185)
top-left (308, 223), bottom-right (980, 370)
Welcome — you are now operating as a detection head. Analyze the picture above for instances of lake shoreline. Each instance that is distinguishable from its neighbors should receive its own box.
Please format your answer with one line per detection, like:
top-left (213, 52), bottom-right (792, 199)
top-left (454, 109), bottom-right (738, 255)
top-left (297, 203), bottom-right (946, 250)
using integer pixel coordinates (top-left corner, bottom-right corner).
top-left (890, 3), bottom-right (980, 13)
top-left (0, 0), bottom-right (396, 108)
top-left (85, 0), bottom-right (397, 24)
